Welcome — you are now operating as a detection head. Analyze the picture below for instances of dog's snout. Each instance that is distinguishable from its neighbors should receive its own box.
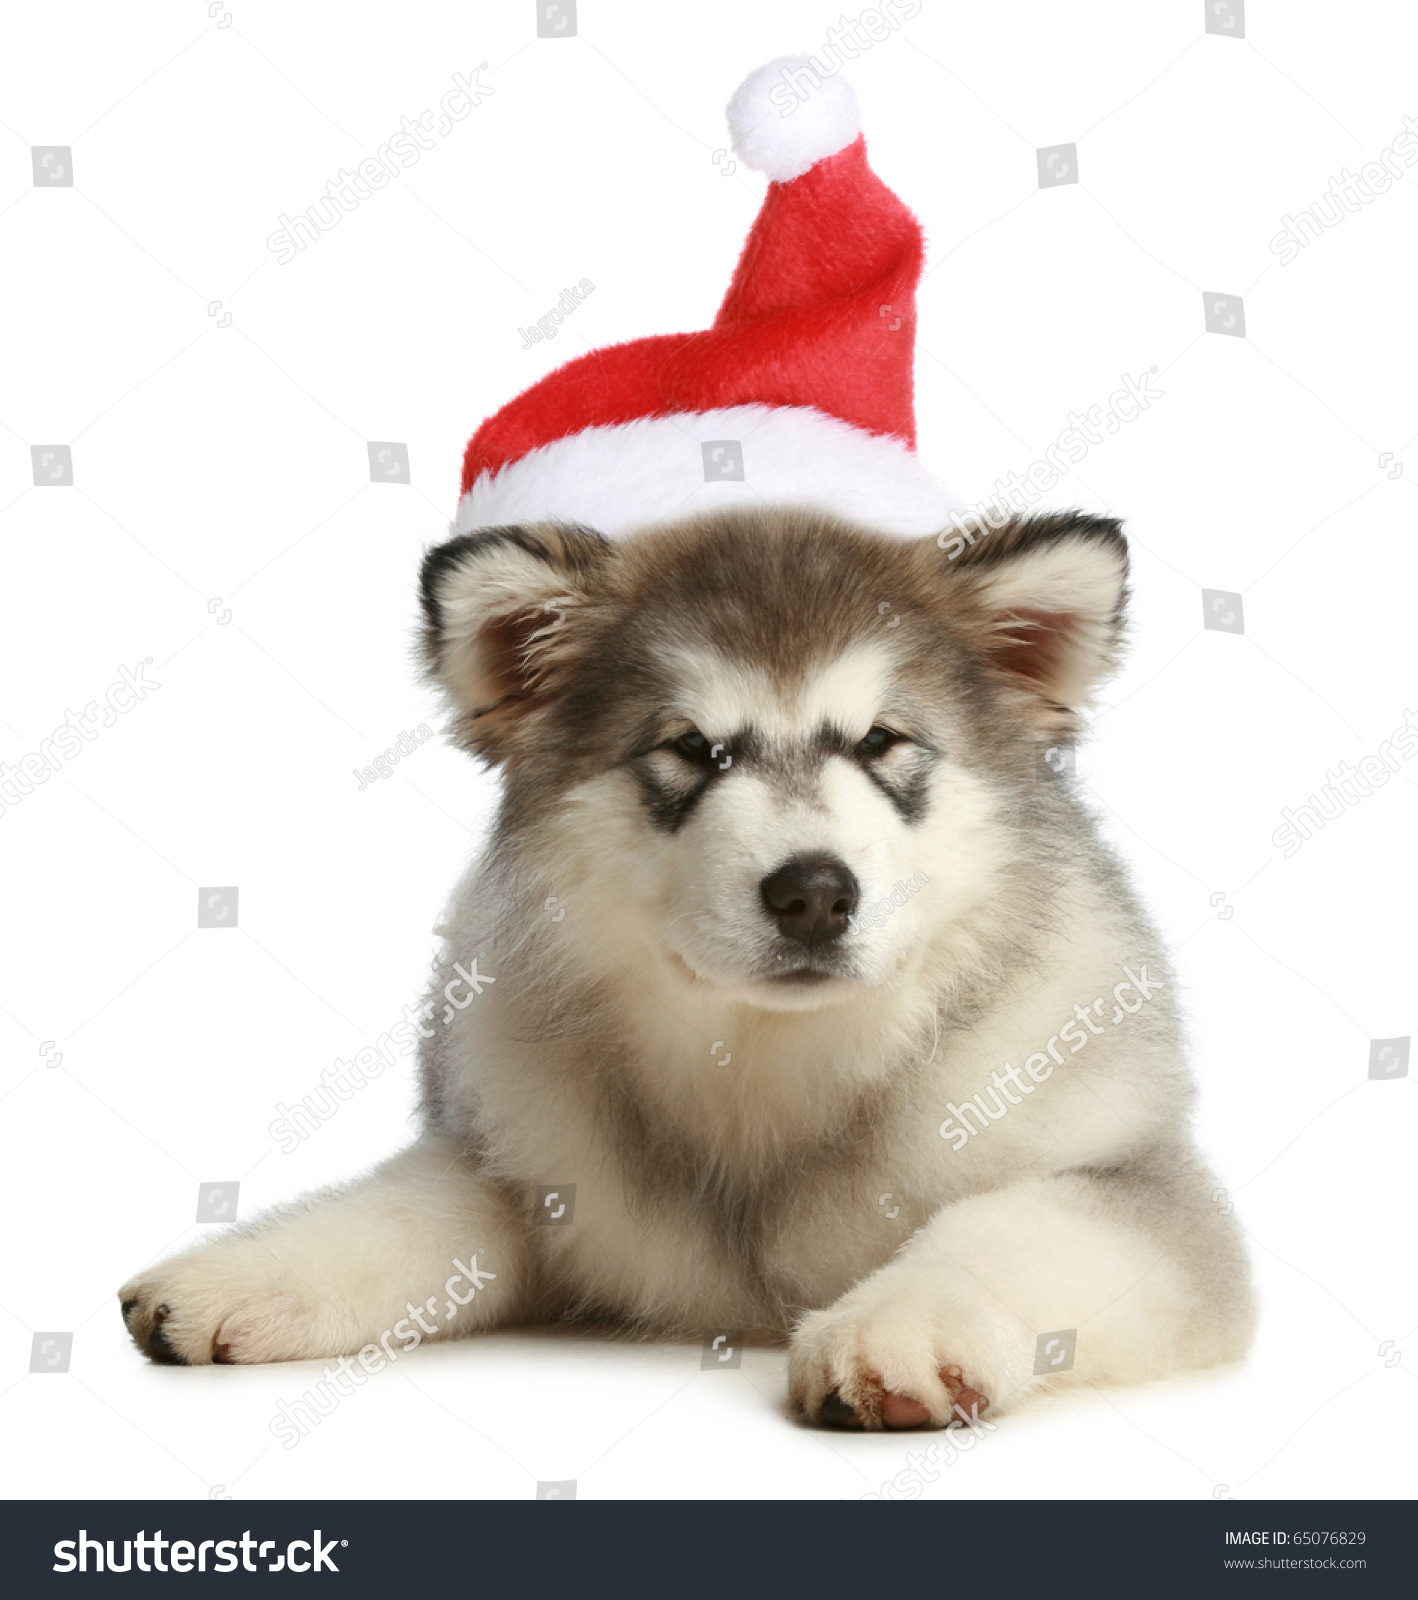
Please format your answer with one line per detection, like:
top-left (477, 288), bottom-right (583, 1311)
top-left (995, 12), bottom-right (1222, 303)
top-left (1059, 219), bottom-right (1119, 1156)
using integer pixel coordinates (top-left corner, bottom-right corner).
top-left (760, 856), bottom-right (859, 944)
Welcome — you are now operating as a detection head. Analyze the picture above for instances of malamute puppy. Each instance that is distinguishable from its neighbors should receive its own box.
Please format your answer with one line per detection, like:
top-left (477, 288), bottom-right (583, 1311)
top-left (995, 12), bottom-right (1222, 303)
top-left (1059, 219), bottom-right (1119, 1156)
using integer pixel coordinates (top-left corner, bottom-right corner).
top-left (120, 506), bottom-right (1254, 1429)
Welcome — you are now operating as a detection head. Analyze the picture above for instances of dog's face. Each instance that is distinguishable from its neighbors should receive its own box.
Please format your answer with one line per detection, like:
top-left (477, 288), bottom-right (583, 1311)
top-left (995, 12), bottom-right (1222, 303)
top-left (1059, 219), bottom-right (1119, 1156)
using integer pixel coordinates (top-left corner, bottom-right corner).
top-left (421, 509), bottom-right (1127, 1012)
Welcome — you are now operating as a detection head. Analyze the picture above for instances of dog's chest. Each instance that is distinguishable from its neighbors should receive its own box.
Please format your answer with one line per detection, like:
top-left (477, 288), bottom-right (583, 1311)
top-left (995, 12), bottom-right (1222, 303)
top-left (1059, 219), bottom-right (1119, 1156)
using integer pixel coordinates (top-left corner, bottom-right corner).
top-left (520, 1079), bottom-right (953, 1328)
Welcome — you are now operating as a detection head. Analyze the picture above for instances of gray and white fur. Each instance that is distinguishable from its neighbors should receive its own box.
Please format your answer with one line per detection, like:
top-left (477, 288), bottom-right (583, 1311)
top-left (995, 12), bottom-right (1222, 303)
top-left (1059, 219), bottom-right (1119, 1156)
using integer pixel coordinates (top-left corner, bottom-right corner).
top-left (120, 507), bottom-right (1254, 1428)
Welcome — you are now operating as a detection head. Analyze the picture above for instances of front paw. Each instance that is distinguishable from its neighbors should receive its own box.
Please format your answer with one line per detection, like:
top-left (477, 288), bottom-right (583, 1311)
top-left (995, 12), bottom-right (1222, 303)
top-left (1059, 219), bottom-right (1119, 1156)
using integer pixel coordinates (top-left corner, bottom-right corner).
top-left (789, 1300), bottom-right (991, 1431)
top-left (119, 1243), bottom-right (320, 1366)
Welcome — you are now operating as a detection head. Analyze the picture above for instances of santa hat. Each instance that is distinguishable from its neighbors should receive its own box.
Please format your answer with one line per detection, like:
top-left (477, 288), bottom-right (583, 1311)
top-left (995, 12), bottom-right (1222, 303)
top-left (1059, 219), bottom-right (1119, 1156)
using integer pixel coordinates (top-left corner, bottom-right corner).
top-left (455, 57), bottom-right (958, 540)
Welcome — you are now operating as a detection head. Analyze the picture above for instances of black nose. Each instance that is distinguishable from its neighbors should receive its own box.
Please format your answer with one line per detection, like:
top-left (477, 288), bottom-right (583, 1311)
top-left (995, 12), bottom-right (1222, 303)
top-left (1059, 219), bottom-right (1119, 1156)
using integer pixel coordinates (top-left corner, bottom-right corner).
top-left (760, 856), bottom-right (859, 944)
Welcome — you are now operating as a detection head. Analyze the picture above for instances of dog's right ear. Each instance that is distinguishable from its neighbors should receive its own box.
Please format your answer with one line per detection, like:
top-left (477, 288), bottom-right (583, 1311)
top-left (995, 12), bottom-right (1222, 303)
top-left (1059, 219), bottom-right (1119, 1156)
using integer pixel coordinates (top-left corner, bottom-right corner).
top-left (419, 523), bottom-right (612, 761)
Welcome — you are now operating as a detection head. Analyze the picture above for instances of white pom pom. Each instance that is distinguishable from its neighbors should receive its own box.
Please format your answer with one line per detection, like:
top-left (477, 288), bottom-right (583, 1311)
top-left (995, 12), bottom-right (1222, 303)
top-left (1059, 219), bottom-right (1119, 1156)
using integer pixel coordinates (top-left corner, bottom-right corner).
top-left (727, 56), bottom-right (861, 183)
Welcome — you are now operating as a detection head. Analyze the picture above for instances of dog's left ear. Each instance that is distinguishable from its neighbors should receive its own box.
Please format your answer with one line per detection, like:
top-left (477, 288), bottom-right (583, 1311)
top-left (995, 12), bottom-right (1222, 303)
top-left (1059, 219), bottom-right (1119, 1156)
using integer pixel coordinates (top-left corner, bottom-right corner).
top-left (419, 523), bottom-right (612, 760)
top-left (926, 512), bottom-right (1128, 732)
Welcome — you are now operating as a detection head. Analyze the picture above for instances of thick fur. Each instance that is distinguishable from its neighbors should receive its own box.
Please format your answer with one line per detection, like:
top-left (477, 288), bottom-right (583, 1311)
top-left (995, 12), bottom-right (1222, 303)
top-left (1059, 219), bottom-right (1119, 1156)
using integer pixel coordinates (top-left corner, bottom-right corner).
top-left (119, 508), bottom-right (1254, 1428)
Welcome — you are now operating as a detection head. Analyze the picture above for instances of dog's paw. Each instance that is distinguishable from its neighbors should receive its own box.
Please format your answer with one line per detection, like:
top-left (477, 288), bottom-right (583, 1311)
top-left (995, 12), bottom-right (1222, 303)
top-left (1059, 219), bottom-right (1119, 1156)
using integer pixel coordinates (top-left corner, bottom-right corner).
top-left (119, 1243), bottom-right (325, 1366)
top-left (789, 1300), bottom-right (991, 1430)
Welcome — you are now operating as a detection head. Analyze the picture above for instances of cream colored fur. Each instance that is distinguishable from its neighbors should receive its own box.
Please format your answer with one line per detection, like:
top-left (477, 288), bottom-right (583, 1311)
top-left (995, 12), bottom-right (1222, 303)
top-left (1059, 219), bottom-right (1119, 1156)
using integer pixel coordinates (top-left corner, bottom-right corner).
top-left (119, 512), bottom-right (1254, 1430)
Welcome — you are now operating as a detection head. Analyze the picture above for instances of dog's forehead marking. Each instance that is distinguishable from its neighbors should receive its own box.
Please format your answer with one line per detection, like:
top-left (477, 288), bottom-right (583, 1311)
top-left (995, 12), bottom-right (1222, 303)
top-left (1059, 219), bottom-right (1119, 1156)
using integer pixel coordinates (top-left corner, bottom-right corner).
top-left (670, 640), bottom-right (895, 740)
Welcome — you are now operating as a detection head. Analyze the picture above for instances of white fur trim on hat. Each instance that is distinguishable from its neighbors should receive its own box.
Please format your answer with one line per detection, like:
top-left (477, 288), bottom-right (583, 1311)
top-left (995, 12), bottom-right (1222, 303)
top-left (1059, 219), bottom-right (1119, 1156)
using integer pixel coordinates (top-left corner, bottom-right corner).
top-left (727, 56), bottom-right (861, 183)
top-left (454, 406), bottom-right (960, 541)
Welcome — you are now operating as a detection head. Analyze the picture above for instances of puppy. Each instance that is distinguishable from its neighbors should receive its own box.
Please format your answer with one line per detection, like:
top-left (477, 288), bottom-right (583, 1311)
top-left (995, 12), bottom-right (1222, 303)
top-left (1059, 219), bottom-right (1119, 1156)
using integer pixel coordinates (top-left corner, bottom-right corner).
top-left (120, 506), bottom-right (1254, 1427)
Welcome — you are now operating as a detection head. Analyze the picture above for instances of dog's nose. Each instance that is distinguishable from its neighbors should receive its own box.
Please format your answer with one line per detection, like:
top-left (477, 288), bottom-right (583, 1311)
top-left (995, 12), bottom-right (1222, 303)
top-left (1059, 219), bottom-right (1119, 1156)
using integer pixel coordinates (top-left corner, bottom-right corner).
top-left (760, 856), bottom-right (859, 944)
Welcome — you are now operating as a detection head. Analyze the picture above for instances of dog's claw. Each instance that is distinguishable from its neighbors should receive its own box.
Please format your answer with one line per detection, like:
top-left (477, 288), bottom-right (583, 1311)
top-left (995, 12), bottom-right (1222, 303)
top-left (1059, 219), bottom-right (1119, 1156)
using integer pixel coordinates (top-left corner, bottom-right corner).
top-left (819, 1391), bottom-right (861, 1428)
top-left (144, 1304), bottom-right (187, 1366)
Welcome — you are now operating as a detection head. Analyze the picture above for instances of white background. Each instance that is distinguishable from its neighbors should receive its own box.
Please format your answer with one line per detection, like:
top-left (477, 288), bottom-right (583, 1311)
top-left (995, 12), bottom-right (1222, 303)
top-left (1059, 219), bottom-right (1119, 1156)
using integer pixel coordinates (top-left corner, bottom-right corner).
top-left (1, 0), bottom-right (1414, 1501)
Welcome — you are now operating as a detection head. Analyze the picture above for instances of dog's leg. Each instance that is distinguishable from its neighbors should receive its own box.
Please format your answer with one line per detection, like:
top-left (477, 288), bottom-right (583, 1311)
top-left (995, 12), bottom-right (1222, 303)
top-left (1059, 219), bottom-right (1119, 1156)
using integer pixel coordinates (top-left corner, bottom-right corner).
top-left (119, 1133), bottom-right (532, 1365)
top-left (790, 1156), bottom-right (1254, 1428)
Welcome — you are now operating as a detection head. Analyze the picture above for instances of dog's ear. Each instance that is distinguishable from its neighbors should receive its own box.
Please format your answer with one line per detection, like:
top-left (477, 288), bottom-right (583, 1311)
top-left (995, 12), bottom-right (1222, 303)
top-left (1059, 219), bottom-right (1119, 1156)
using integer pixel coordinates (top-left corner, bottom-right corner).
top-left (928, 512), bottom-right (1128, 732)
top-left (420, 523), bottom-right (612, 760)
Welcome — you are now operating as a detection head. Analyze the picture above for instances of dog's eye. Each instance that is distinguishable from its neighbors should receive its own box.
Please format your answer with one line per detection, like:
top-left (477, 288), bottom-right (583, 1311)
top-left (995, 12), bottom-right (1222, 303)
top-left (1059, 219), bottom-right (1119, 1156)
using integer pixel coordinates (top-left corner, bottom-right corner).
top-left (856, 725), bottom-right (903, 759)
top-left (671, 730), bottom-right (713, 763)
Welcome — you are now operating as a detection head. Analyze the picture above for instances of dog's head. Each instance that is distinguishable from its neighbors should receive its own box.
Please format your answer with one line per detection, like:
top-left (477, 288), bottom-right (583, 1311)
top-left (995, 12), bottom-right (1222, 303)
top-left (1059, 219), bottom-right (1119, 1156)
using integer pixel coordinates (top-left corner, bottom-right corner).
top-left (420, 509), bottom-right (1127, 1012)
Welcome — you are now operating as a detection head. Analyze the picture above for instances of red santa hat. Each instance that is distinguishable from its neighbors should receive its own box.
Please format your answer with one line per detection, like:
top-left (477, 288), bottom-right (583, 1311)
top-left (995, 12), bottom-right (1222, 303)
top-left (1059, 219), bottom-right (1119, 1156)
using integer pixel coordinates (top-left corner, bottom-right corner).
top-left (455, 56), bottom-right (958, 539)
